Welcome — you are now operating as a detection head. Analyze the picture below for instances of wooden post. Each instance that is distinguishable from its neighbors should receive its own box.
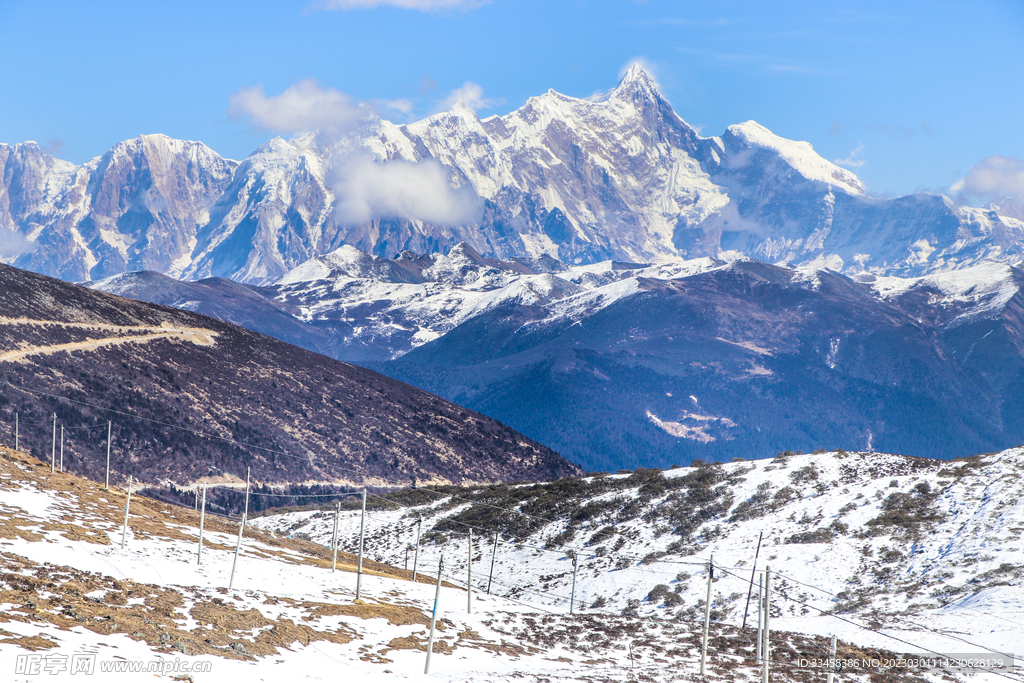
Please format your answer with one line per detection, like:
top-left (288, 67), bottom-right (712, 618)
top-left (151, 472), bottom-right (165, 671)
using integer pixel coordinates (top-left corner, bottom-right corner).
top-left (120, 476), bottom-right (133, 549)
top-left (197, 483), bottom-right (206, 565)
top-left (700, 554), bottom-right (714, 676)
top-left (243, 467), bottom-right (250, 518)
top-left (742, 531), bottom-right (764, 630)
top-left (762, 566), bottom-right (771, 683)
top-left (229, 512), bottom-right (246, 590)
top-left (105, 421), bottom-right (112, 491)
top-left (412, 515), bottom-right (422, 581)
top-left (355, 489), bottom-right (366, 600)
top-left (424, 556), bottom-right (443, 674)
top-left (331, 502), bottom-right (340, 572)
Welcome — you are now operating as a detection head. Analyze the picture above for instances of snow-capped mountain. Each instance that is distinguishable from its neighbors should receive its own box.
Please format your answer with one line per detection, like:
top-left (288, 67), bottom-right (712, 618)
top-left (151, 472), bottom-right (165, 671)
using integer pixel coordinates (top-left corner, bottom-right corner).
top-left (5, 66), bottom-right (1023, 284)
top-left (89, 242), bottom-right (725, 362)
top-left (0, 135), bottom-right (236, 281)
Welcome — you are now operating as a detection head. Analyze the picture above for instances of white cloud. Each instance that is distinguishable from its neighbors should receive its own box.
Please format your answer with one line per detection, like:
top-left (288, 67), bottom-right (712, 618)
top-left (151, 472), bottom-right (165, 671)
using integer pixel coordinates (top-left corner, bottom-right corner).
top-left (228, 79), bottom-right (366, 136)
top-left (436, 81), bottom-right (498, 113)
top-left (699, 200), bottom-right (763, 238)
top-left (951, 156), bottom-right (1024, 203)
top-left (313, 0), bottom-right (486, 11)
top-left (0, 229), bottom-right (33, 259)
top-left (330, 153), bottom-right (483, 225)
top-left (834, 142), bottom-right (866, 168)
top-left (384, 99), bottom-right (414, 114)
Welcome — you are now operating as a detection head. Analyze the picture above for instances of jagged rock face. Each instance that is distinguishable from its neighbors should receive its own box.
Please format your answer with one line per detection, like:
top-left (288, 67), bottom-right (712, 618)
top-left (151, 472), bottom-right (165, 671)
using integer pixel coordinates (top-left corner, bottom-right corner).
top-left (3, 66), bottom-right (1024, 283)
top-left (349, 66), bottom-right (722, 267)
top-left (185, 138), bottom-right (336, 283)
top-left (2, 136), bottom-right (236, 281)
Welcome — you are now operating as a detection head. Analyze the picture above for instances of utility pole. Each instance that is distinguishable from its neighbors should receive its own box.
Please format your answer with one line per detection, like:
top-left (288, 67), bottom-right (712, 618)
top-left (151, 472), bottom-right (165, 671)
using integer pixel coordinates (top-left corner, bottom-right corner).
top-left (742, 531), bottom-right (764, 630)
top-left (197, 483), bottom-right (206, 565)
top-left (229, 512), bottom-right (245, 590)
top-left (105, 421), bottom-right (112, 491)
top-left (569, 553), bottom-right (579, 615)
top-left (424, 556), bottom-right (443, 674)
top-left (59, 425), bottom-right (64, 472)
top-left (332, 502), bottom-right (341, 572)
top-left (50, 413), bottom-right (56, 473)
top-left (762, 566), bottom-right (771, 683)
top-left (487, 531), bottom-right (498, 594)
top-left (412, 515), bottom-right (422, 581)
top-left (244, 467), bottom-right (250, 518)
top-left (120, 476), bottom-right (133, 549)
top-left (467, 528), bottom-right (473, 614)
top-left (14, 412), bottom-right (18, 451)
top-left (700, 554), bottom-right (714, 676)
top-left (826, 635), bottom-right (838, 683)
top-left (756, 573), bottom-right (763, 663)
top-left (355, 488), bottom-right (366, 601)
top-left (229, 468), bottom-right (251, 590)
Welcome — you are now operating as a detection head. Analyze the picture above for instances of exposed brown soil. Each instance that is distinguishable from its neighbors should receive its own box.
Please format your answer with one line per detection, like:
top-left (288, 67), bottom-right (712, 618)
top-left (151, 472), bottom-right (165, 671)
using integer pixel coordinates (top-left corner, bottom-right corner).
top-left (0, 444), bottom-right (445, 662)
top-left (0, 550), bottom-right (359, 661)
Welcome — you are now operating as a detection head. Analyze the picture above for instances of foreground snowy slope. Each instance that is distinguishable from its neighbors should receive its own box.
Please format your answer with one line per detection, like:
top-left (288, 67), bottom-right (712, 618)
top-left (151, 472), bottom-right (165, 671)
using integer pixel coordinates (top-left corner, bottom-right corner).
top-left (2, 444), bottom-right (1015, 681)
top-left (254, 448), bottom-right (1024, 662)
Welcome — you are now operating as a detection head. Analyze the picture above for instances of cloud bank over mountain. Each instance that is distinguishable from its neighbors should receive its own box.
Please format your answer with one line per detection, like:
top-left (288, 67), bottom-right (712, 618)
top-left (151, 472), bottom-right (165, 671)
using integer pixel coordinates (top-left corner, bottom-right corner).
top-left (952, 155), bottom-right (1024, 217)
top-left (331, 152), bottom-right (483, 225)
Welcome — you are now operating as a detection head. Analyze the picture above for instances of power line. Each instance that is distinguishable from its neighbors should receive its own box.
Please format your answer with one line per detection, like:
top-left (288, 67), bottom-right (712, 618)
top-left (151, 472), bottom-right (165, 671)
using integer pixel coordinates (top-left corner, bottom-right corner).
top-left (6, 381), bottom-right (344, 467)
top-left (713, 563), bottom-right (1024, 683)
top-left (769, 569), bottom-right (1024, 663)
top-left (6, 381), bottom-right (735, 575)
top-left (772, 570), bottom-right (1024, 633)
top-left (9, 380), bottom-right (1021, 665)
top-left (58, 422), bottom-right (109, 431)
top-left (247, 490), bottom-right (364, 499)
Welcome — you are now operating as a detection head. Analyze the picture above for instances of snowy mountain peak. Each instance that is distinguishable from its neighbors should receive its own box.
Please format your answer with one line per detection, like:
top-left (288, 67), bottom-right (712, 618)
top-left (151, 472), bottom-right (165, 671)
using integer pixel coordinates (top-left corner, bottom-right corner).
top-left (105, 133), bottom-right (215, 160)
top-left (616, 62), bottom-right (659, 91)
top-left (725, 120), bottom-right (865, 195)
top-left (584, 63), bottom-right (664, 111)
top-left (7, 72), bottom-right (1024, 283)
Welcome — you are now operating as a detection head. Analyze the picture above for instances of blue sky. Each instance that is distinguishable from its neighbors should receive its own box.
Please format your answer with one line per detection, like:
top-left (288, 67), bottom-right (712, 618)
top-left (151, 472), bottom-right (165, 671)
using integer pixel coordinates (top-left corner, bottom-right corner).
top-left (1, 0), bottom-right (1022, 200)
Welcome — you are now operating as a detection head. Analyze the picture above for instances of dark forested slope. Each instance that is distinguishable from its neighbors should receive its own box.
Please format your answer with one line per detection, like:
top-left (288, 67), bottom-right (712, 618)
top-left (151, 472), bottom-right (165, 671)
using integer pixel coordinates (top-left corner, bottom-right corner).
top-left (0, 264), bottom-right (579, 491)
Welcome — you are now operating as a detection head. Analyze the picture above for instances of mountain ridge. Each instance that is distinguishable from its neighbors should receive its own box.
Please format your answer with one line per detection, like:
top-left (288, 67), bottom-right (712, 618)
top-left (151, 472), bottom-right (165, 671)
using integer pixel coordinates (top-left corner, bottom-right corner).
top-left (89, 244), bottom-right (1024, 470)
top-left (0, 262), bottom-right (580, 490)
top-left (4, 67), bottom-right (1022, 284)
